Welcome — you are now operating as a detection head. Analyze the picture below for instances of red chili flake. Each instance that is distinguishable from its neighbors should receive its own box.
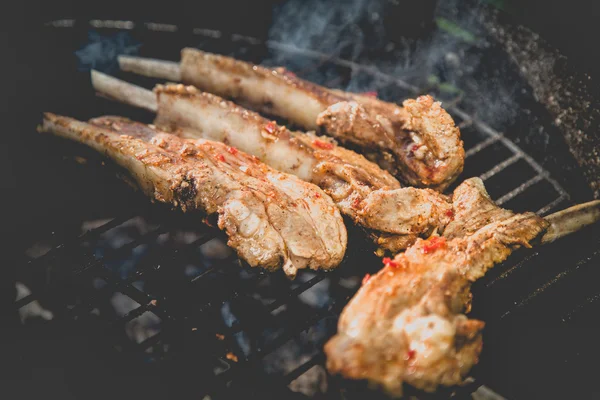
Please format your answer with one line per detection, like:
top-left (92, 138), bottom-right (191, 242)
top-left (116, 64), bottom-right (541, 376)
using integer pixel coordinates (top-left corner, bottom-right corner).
top-left (352, 198), bottom-right (362, 208)
top-left (361, 91), bottom-right (378, 98)
top-left (314, 192), bottom-right (321, 198)
top-left (216, 154), bottom-right (226, 162)
top-left (407, 349), bottom-right (416, 360)
top-left (422, 236), bottom-right (447, 254)
top-left (264, 121), bottom-right (277, 135)
top-left (284, 70), bottom-right (297, 78)
top-left (202, 217), bottom-right (214, 227)
top-left (362, 273), bottom-right (371, 285)
top-left (313, 139), bottom-right (334, 150)
top-left (445, 209), bottom-right (454, 218)
top-left (227, 146), bottom-right (238, 155)
top-left (383, 257), bottom-right (399, 268)
top-left (410, 144), bottom-right (423, 153)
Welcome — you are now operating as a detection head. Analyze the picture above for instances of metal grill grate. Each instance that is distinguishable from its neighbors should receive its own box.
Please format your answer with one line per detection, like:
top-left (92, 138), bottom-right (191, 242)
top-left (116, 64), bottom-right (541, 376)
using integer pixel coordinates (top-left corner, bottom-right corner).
top-left (15, 20), bottom-right (590, 399)
top-left (258, 37), bottom-right (570, 215)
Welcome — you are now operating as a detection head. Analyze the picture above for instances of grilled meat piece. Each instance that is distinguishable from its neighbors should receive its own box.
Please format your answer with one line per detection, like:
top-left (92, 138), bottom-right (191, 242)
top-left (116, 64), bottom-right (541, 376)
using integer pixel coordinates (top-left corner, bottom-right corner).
top-left (318, 90), bottom-right (464, 191)
top-left (119, 49), bottom-right (464, 190)
top-left (153, 84), bottom-right (455, 252)
top-left (91, 71), bottom-right (453, 253)
top-left (39, 113), bottom-right (347, 278)
top-left (324, 178), bottom-right (548, 395)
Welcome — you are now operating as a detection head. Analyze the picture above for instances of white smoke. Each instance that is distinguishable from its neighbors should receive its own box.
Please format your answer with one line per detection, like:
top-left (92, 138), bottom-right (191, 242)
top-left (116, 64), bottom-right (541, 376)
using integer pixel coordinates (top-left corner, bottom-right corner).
top-left (269, 0), bottom-right (385, 64)
top-left (76, 31), bottom-right (140, 73)
top-left (268, 0), bottom-right (519, 127)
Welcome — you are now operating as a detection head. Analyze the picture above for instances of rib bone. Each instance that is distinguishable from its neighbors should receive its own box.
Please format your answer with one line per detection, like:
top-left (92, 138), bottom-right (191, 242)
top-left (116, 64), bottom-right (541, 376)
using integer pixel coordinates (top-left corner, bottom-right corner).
top-left (92, 70), bottom-right (454, 253)
top-left (39, 113), bottom-right (347, 278)
top-left (541, 200), bottom-right (600, 244)
top-left (119, 56), bottom-right (181, 81)
top-left (119, 50), bottom-right (465, 191)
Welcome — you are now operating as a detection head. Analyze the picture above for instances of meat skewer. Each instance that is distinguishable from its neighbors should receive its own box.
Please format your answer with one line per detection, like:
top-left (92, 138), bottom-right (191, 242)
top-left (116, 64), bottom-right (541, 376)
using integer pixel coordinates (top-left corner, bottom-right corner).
top-left (91, 70), bottom-right (454, 253)
top-left (325, 180), bottom-right (600, 395)
top-left (118, 49), bottom-right (465, 191)
top-left (39, 113), bottom-right (347, 278)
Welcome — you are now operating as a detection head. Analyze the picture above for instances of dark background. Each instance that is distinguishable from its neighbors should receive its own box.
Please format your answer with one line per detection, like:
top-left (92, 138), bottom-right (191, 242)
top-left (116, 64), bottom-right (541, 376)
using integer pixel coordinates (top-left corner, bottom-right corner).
top-left (1, 1), bottom-right (599, 399)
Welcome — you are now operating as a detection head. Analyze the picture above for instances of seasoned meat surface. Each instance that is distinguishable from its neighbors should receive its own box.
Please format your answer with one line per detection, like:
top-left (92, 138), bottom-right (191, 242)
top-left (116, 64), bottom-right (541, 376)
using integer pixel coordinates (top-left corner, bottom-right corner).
top-left (40, 113), bottom-right (347, 277)
top-left (179, 48), bottom-right (464, 190)
top-left (153, 84), bottom-right (453, 253)
top-left (324, 178), bottom-right (548, 395)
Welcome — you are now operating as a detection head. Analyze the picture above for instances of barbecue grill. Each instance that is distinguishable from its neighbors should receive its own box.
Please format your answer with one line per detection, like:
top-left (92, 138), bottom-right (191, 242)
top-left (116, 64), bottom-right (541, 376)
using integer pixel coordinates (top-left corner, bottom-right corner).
top-left (5, 1), bottom-right (600, 399)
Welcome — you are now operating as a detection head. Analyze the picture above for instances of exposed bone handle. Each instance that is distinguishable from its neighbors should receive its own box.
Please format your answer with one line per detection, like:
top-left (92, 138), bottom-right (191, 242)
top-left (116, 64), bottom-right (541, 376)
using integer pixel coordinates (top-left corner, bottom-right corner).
top-left (541, 200), bottom-right (600, 244)
top-left (91, 70), bottom-right (158, 112)
top-left (118, 55), bottom-right (182, 81)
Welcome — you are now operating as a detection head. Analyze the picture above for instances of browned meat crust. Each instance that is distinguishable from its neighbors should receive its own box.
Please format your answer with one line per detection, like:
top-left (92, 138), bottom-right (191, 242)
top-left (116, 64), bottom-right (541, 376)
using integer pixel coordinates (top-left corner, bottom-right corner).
top-left (152, 83), bottom-right (454, 253)
top-left (179, 48), bottom-right (464, 190)
top-left (39, 113), bottom-right (347, 277)
top-left (324, 178), bottom-right (548, 395)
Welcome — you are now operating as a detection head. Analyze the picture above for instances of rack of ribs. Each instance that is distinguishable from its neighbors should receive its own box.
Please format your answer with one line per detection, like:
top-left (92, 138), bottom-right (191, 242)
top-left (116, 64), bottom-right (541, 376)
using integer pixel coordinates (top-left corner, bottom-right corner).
top-left (39, 113), bottom-right (347, 278)
top-left (91, 70), bottom-right (455, 254)
top-left (118, 49), bottom-right (464, 191)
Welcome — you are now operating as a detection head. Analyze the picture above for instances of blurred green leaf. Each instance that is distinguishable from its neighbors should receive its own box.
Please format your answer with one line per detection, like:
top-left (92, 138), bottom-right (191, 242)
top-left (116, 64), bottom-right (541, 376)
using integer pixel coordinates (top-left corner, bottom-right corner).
top-left (427, 75), bottom-right (440, 85)
top-left (438, 82), bottom-right (463, 95)
top-left (435, 17), bottom-right (477, 43)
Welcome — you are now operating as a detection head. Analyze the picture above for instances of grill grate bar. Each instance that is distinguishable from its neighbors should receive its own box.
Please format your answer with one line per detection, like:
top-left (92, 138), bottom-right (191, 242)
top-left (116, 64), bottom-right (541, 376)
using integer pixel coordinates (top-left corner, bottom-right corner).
top-left (66, 231), bottom-right (214, 322)
top-left (465, 134), bottom-right (501, 158)
top-left (222, 272), bottom-right (327, 338)
top-left (283, 353), bottom-right (326, 385)
top-left (209, 309), bottom-right (333, 397)
top-left (56, 228), bottom-right (227, 333)
top-left (485, 251), bottom-right (540, 288)
top-left (15, 258), bottom-right (100, 309)
top-left (494, 174), bottom-right (544, 205)
top-left (15, 225), bottom-right (167, 310)
top-left (195, 275), bottom-right (350, 396)
top-left (266, 41), bottom-right (419, 92)
top-left (21, 212), bottom-right (135, 274)
top-left (458, 118), bottom-right (474, 130)
top-left (479, 153), bottom-right (521, 181)
top-left (102, 227), bottom-right (169, 261)
top-left (267, 275), bottom-right (326, 312)
top-left (536, 193), bottom-right (569, 215)
top-left (500, 245), bottom-right (600, 319)
top-left (561, 292), bottom-right (600, 323)
top-left (453, 107), bottom-right (569, 201)
top-left (182, 290), bottom-right (337, 399)
top-left (191, 265), bottom-right (263, 313)
top-left (136, 331), bottom-right (163, 351)
top-left (189, 256), bottom-right (238, 284)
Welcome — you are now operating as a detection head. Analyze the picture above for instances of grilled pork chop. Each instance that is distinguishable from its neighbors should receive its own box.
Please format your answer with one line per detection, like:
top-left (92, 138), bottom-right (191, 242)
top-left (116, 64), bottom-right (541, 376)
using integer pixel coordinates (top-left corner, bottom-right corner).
top-left (324, 178), bottom-right (548, 395)
top-left (119, 49), bottom-right (464, 190)
top-left (91, 71), bottom-right (454, 253)
top-left (40, 113), bottom-right (347, 277)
